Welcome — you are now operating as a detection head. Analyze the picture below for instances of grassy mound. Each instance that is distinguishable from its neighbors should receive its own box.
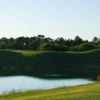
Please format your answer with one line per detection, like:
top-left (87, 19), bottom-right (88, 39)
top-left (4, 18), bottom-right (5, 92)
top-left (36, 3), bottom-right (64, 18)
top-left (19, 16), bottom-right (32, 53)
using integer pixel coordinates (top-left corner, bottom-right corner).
top-left (0, 82), bottom-right (100, 100)
top-left (0, 49), bottom-right (100, 79)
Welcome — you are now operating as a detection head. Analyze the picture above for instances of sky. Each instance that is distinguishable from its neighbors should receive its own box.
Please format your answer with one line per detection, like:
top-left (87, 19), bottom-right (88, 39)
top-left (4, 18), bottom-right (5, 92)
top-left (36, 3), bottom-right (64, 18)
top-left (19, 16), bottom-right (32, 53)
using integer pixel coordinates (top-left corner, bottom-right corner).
top-left (0, 0), bottom-right (100, 40)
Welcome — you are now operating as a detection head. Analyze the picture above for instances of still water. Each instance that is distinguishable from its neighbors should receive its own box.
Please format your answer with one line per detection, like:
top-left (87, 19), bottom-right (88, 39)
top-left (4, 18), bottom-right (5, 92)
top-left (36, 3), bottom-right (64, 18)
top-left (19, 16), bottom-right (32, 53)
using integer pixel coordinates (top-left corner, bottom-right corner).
top-left (0, 76), bottom-right (93, 94)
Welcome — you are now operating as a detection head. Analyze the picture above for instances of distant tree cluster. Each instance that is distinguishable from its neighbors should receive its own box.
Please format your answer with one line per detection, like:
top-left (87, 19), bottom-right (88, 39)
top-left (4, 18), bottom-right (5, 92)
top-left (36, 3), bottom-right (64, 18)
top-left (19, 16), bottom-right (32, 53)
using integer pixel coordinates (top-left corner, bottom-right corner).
top-left (0, 35), bottom-right (100, 51)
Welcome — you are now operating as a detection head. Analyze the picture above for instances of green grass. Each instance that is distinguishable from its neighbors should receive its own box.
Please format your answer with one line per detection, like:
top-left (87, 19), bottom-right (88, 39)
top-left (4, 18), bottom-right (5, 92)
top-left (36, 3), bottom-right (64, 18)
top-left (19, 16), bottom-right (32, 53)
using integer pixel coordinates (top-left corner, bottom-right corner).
top-left (0, 49), bottom-right (100, 79)
top-left (0, 82), bottom-right (100, 100)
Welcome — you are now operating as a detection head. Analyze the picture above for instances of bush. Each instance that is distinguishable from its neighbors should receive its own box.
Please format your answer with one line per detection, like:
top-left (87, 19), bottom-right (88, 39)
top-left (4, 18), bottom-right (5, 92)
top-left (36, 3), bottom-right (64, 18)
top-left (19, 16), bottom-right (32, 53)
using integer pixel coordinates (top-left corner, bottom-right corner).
top-left (70, 43), bottom-right (96, 51)
top-left (38, 43), bottom-right (69, 51)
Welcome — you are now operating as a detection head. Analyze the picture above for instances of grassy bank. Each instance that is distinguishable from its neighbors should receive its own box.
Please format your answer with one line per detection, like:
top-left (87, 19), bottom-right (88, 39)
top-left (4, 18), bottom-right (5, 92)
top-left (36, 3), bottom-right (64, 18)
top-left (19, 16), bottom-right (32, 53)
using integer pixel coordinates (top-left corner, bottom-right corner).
top-left (0, 82), bottom-right (100, 100)
top-left (0, 49), bottom-right (100, 79)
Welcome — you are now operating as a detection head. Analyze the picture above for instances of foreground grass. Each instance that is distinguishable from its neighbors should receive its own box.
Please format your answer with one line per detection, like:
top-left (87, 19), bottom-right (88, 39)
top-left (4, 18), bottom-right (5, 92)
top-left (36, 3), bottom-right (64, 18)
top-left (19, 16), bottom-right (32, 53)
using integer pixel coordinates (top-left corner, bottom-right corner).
top-left (0, 82), bottom-right (100, 100)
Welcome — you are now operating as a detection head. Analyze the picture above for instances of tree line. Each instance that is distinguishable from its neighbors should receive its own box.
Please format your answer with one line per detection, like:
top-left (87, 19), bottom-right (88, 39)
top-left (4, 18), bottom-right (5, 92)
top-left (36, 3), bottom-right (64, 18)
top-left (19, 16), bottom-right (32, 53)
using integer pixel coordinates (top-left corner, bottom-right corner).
top-left (0, 35), bottom-right (100, 51)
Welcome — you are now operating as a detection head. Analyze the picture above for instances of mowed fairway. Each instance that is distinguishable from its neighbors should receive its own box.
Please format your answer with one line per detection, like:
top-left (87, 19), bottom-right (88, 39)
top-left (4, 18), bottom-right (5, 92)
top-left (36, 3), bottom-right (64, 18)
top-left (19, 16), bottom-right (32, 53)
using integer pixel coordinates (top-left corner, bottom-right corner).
top-left (0, 82), bottom-right (99, 100)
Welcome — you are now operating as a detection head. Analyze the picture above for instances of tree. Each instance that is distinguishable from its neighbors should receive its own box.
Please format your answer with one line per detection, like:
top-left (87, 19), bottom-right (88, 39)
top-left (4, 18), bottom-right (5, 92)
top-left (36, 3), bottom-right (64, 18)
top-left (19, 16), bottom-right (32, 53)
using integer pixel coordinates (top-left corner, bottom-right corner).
top-left (8, 38), bottom-right (15, 49)
top-left (0, 35), bottom-right (99, 51)
top-left (77, 43), bottom-right (95, 51)
top-left (92, 36), bottom-right (99, 43)
top-left (0, 37), bottom-right (8, 49)
top-left (74, 36), bottom-right (83, 45)
top-left (55, 37), bottom-right (66, 45)
top-left (15, 37), bottom-right (26, 49)
top-left (38, 43), bottom-right (51, 51)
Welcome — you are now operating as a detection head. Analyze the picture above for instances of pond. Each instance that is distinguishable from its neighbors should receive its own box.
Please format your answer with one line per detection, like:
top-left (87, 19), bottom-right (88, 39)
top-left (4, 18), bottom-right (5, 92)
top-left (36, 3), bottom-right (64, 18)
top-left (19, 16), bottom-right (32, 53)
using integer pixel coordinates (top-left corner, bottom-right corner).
top-left (0, 76), bottom-right (93, 94)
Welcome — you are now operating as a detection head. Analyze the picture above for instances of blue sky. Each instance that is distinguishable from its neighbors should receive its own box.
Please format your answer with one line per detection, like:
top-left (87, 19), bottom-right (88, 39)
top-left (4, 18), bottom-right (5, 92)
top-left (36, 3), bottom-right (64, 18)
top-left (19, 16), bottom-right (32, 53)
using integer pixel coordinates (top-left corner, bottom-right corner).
top-left (0, 0), bottom-right (100, 40)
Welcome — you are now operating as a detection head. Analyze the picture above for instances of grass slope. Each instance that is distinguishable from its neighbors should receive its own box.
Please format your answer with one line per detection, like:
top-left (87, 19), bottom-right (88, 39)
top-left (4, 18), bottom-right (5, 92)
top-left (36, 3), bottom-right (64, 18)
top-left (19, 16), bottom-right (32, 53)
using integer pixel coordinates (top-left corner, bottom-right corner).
top-left (0, 49), bottom-right (100, 79)
top-left (0, 82), bottom-right (100, 100)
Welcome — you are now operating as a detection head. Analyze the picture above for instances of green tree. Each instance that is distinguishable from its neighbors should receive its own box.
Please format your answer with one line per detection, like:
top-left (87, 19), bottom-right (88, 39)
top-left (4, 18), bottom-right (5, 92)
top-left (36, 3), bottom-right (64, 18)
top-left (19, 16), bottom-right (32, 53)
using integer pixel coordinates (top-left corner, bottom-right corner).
top-left (92, 36), bottom-right (99, 43)
top-left (78, 43), bottom-right (95, 51)
top-left (74, 36), bottom-right (83, 45)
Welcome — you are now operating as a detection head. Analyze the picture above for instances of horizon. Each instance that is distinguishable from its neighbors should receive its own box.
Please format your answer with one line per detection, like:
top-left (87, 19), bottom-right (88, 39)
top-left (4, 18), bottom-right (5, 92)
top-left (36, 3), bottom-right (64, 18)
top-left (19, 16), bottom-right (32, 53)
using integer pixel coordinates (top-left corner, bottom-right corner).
top-left (0, 0), bottom-right (100, 40)
top-left (0, 34), bottom-right (99, 41)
